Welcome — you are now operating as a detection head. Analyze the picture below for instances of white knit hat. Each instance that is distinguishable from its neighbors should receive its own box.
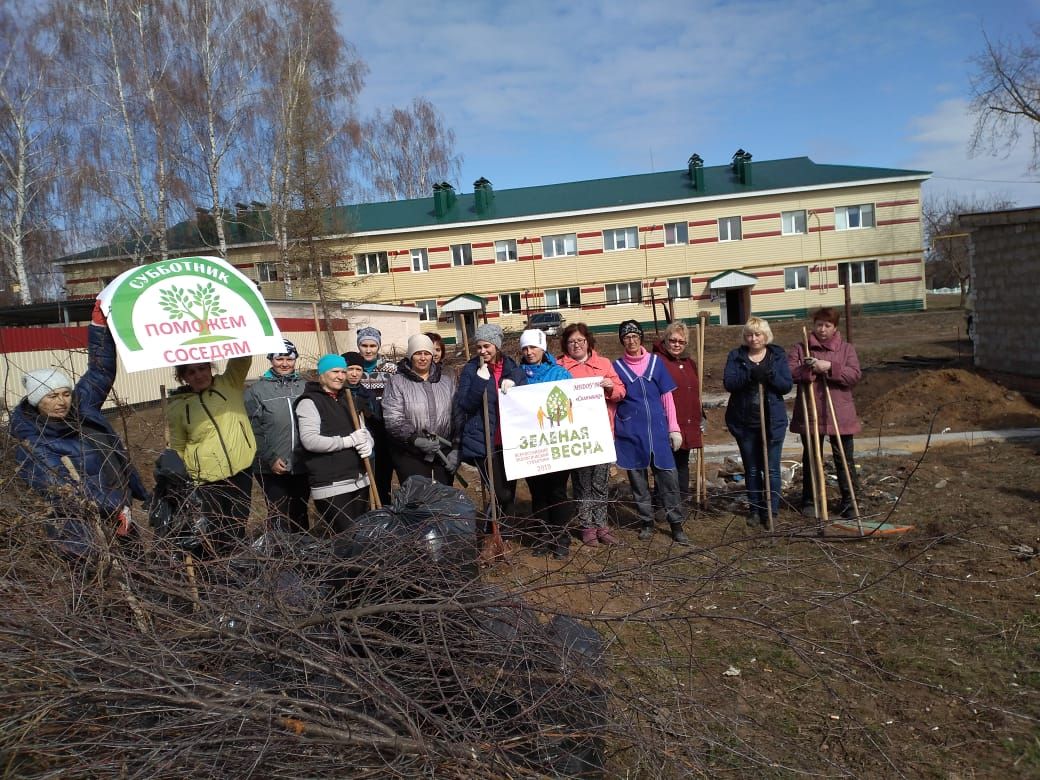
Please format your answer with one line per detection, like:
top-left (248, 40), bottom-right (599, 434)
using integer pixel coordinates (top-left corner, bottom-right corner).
top-left (519, 329), bottom-right (547, 351)
top-left (407, 333), bottom-right (435, 358)
top-left (23, 368), bottom-right (74, 408)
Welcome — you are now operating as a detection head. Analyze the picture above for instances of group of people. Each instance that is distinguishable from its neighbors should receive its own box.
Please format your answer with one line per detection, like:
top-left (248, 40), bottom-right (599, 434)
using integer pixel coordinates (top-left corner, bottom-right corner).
top-left (12, 298), bottom-right (859, 560)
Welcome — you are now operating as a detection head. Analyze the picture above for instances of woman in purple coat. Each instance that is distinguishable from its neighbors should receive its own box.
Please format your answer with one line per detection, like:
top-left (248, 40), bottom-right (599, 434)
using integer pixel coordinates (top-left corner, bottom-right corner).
top-left (787, 307), bottom-right (862, 518)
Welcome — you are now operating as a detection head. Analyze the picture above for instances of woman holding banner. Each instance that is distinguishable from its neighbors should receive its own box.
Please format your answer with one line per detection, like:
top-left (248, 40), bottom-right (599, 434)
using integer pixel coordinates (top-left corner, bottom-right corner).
top-left (518, 328), bottom-right (574, 559)
top-left (558, 323), bottom-right (625, 547)
top-left (453, 324), bottom-right (526, 535)
top-left (612, 320), bottom-right (688, 544)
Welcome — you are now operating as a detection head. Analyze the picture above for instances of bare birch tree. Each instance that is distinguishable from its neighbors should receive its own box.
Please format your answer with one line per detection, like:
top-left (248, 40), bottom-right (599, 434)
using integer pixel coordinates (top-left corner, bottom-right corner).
top-left (923, 192), bottom-right (1013, 302)
top-left (358, 97), bottom-right (462, 201)
top-left (969, 26), bottom-right (1040, 170)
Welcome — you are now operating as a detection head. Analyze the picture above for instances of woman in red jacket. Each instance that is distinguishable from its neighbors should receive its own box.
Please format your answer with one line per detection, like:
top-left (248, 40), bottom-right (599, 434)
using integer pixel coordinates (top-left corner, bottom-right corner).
top-left (558, 323), bottom-right (626, 546)
top-left (787, 307), bottom-right (862, 518)
top-left (652, 321), bottom-right (703, 512)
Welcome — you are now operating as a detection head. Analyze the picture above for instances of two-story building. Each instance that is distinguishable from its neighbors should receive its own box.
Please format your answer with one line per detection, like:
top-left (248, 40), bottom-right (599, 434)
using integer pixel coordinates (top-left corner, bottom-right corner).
top-left (58, 153), bottom-right (930, 344)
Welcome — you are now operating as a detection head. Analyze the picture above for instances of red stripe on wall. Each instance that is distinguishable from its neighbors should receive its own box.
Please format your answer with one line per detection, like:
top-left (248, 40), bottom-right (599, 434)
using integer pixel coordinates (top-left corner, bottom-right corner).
top-left (744, 230), bottom-right (782, 239)
top-left (522, 292), bottom-right (539, 299)
top-left (691, 237), bottom-right (718, 244)
top-left (879, 257), bottom-right (921, 267)
top-left (578, 248), bottom-right (603, 256)
top-left (472, 241), bottom-right (494, 249)
top-left (881, 276), bottom-right (922, 285)
top-left (332, 271), bottom-right (355, 277)
top-left (750, 287), bottom-right (785, 296)
top-left (428, 246), bottom-right (450, 253)
top-left (640, 242), bottom-right (664, 250)
top-left (430, 263), bottom-right (451, 270)
top-left (744, 212), bottom-right (781, 221)
top-left (648, 280), bottom-right (666, 287)
top-left (584, 304), bottom-right (606, 310)
top-left (692, 294), bottom-right (712, 301)
top-left (485, 311), bottom-right (501, 319)
top-left (877, 217), bottom-right (919, 226)
top-left (876, 198), bottom-right (919, 208)
top-left (232, 263), bottom-right (253, 270)
top-left (808, 225), bottom-right (834, 233)
top-left (808, 207), bottom-right (834, 214)
top-left (518, 237), bottom-right (540, 245)
top-left (689, 219), bottom-right (715, 227)
top-left (0, 326), bottom-right (88, 352)
top-left (757, 269), bottom-right (784, 277)
top-left (639, 225), bottom-right (660, 232)
top-left (576, 231), bottom-right (600, 238)
top-left (519, 254), bottom-right (542, 261)
top-left (473, 259), bottom-right (495, 265)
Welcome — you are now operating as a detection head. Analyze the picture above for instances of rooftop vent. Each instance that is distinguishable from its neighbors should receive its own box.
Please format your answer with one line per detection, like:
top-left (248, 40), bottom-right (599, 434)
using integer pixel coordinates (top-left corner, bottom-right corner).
top-left (433, 182), bottom-right (457, 218)
top-left (687, 154), bottom-right (704, 191)
top-left (473, 177), bottom-right (494, 215)
top-left (731, 149), bottom-right (752, 185)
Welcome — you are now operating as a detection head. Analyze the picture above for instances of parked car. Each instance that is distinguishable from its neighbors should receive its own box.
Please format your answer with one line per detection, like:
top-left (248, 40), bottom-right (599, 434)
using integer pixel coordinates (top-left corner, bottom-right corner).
top-left (525, 312), bottom-right (565, 335)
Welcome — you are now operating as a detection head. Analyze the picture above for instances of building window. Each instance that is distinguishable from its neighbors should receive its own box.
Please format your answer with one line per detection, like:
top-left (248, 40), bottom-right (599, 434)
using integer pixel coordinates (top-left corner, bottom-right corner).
top-left (835, 204), bottom-right (875, 230)
top-left (782, 210), bottom-right (807, 235)
top-left (451, 243), bottom-right (472, 266)
top-left (356, 252), bottom-right (388, 275)
top-left (256, 262), bottom-right (279, 282)
top-left (542, 233), bottom-right (577, 258)
top-left (839, 260), bottom-right (879, 285)
top-left (411, 248), bottom-right (428, 273)
top-left (664, 221), bottom-right (688, 245)
top-left (718, 216), bottom-right (742, 242)
top-left (603, 227), bottom-right (638, 251)
top-left (545, 287), bottom-right (581, 309)
top-left (667, 277), bottom-right (691, 299)
top-left (785, 266), bottom-right (809, 290)
top-left (417, 299), bottom-right (437, 321)
top-left (300, 259), bottom-right (333, 278)
top-left (500, 292), bottom-right (522, 313)
top-left (495, 239), bottom-right (517, 263)
top-left (606, 281), bottom-right (642, 305)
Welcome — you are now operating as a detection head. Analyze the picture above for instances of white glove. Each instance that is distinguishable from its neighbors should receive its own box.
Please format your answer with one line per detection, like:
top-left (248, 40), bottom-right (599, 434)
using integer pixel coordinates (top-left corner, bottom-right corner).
top-left (669, 431), bottom-right (683, 451)
top-left (476, 362), bottom-right (491, 380)
top-left (342, 428), bottom-right (374, 457)
top-left (500, 379), bottom-right (515, 394)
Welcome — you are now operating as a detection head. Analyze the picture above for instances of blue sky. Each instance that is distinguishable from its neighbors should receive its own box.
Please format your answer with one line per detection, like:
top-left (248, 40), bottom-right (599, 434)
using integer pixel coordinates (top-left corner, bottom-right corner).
top-left (336, 0), bottom-right (1040, 207)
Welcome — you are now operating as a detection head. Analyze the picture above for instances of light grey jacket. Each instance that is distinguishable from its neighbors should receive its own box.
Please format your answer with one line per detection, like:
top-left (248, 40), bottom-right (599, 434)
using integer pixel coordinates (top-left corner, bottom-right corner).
top-left (244, 369), bottom-right (307, 473)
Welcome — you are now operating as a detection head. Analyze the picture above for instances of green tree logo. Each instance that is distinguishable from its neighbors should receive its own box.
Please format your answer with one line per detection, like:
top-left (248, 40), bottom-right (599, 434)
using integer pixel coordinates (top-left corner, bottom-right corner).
top-left (545, 386), bottom-right (570, 427)
top-left (157, 283), bottom-right (228, 341)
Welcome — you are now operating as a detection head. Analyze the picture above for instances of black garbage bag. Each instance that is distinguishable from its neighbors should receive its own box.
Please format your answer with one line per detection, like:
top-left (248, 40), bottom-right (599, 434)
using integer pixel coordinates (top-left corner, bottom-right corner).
top-left (147, 448), bottom-right (208, 551)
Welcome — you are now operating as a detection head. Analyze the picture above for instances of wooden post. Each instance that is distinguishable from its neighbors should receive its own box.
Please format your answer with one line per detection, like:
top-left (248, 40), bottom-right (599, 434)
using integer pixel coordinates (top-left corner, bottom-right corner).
top-left (459, 313), bottom-right (471, 360)
top-left (843, 278), bottom-right (854, 343)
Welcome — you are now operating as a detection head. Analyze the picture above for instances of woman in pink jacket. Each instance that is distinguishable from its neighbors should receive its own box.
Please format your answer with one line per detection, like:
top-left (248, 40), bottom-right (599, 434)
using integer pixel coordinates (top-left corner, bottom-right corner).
top-left (788, 307), bottom-right (862, 518)
top-left (558, 323), bottom-right (626, 546)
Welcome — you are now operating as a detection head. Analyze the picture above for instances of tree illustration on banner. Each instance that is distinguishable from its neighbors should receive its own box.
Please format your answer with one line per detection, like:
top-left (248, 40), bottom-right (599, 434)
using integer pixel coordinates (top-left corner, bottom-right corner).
top-left (158, 282), bottom-right (229, 342)
top-left (545, 386), bottom-right (569, 428)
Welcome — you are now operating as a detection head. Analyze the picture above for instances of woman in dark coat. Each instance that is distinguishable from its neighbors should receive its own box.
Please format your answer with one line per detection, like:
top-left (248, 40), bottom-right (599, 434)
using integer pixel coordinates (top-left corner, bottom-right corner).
top-left (723, 316), bottom-right (793, 528)
top-left (452, 323), bottom-right (526, 526)
top-left (10, 301), bottom-right (148, 555)
top-left (787, 306), bottom-right (862, 518)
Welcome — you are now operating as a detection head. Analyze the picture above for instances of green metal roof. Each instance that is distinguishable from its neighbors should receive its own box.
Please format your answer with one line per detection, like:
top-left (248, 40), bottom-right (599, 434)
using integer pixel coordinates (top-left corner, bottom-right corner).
top-left (58, 156), bottom-right (929, 264)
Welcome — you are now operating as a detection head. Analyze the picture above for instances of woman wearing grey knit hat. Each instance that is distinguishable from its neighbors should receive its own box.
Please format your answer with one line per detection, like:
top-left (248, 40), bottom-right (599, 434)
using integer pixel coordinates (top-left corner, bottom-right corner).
top-left (452, 323), bottom-right (526, 530)
top-left (9, 300), bottom-right (148, 556)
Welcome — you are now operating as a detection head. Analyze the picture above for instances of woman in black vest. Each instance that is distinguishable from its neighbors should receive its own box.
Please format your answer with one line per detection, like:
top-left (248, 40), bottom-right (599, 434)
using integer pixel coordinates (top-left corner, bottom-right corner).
top-left (295, 354), bottom-right (375, 534)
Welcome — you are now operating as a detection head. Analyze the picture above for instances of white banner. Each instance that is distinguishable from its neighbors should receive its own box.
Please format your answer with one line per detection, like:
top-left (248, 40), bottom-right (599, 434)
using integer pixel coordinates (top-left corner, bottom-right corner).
top-left (98, 255), bottom-right (284, 372)
top-left (499, 377), bottom-right (616, 480)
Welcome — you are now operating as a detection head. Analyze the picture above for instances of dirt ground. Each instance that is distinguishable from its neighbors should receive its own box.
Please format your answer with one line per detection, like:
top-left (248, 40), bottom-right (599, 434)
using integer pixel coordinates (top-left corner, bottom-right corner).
top-left (10, 300), bottom-right (1040, 776)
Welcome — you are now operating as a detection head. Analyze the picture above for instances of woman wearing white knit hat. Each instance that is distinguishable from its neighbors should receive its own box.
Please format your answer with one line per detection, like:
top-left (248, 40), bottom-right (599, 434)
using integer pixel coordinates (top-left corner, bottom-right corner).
top-left (9, 300), bottom-right (148, 556)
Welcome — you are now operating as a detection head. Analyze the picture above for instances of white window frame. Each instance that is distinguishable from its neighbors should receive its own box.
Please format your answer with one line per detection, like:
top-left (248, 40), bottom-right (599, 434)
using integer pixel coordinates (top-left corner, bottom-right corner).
top-left (603, 226), bottom-right (638, 252)
top-left (495, 239), bottom-right (517, 263)
top-left (839, 260), bottom-right (879, 285)
top-left (782, 210), bottom-right (807, 235)
top-left (356, 252), bottom-right (388, 276)
top-left (410, 248), bottom-right (428, 273)
top-left (545, 287), bottom-right (581, 309)
top-left (300, 259), bottom-right (333, 278)
top-left (784, 266), bottom-right (809, 290)
top-left (606, 281), bottom-right (642, 305)
top-left (417, 299), bottom-right (438, 322)
top-left (664, 221), bottom-right (688, 246)
top-left (667, 276), bottom-right (691, 299)
top-left (500, 292), bottom-right (522, 314)
top-left (835, 204), bottom-right (875, 231)
top-left (718, 216), bottom-right (742, 242)
top-left (451, 243), bottom-right (472, 266)
top-left (256, 262), bottom-right (278, 282)
top-left (542, 233), bottom-right (577, 258)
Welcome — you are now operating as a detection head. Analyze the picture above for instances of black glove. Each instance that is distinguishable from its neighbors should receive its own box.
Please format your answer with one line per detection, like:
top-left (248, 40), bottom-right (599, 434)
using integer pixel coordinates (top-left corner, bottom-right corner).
top-left (749, 361), bottom-right (770, 384)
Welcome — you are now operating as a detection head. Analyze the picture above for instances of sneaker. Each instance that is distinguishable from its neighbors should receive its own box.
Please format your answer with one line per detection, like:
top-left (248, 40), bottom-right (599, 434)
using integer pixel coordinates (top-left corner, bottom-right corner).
top-left (597, 528), bottom-right (619, 546)
top-left (580, 528), bottom-right (600, 547)
top-left (638, 525), bottom-right (654, 541)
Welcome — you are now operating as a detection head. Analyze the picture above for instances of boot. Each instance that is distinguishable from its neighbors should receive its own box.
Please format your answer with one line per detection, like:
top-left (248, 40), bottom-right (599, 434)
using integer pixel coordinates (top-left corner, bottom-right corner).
top-left (580, 527), bottom-right (600, 547)
top-left (552, 534), bottom-right (570, 560)
top-left (597, 527), bottom-right (619, 546)
top-left (638, 524), bottom-right (654, 541)
top-left (670, 523), bottom-right (689, 544)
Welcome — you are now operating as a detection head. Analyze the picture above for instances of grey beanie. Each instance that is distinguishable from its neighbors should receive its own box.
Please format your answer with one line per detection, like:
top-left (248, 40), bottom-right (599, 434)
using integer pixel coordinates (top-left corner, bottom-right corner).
top-left (473, 323), bottom-right (503, 349)
top-left (23, 368), bottom-right (74, 408)
top-left (356, 326), bottom-right (382, 347)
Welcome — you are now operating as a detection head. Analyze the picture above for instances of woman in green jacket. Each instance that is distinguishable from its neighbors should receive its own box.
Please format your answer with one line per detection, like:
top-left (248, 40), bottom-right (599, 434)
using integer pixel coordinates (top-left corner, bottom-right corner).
top-left (167, 356), bottom-right (257, 553)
